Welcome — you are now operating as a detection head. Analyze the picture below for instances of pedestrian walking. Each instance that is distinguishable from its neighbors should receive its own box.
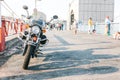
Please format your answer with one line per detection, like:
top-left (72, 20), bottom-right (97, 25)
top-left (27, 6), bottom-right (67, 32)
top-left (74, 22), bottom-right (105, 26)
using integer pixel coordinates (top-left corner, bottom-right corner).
top-left (105, 16), bottom-right (111, 36)
top-left (74, 22), bottom-right (78, 35)
top-left (61, 24), bottom-right (64, 30)
top-left (92, 22), bottom-right (97, 34)
top-left (88, 17), bottom-right (93, 34)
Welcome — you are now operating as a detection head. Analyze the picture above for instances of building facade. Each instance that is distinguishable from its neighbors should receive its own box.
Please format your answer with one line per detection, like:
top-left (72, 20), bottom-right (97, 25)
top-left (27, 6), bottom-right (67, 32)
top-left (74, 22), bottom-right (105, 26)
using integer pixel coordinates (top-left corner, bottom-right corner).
top-left (68, 0), bottom-right (114, 29)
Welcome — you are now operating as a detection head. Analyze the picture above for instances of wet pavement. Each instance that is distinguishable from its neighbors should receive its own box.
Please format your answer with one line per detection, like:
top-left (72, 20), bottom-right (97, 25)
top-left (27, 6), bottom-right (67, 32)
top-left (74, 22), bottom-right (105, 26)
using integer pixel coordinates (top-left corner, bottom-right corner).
top-left (0, 30), bottom-right (120, 80)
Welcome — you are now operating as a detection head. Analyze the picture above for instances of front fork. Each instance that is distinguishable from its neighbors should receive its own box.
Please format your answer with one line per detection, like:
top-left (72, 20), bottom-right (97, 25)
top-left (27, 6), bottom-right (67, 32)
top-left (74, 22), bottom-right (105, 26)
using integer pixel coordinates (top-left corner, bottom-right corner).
top-left (22, 38), bottom-right (41, 58)
top-left (23, 44), bottom-right (37, 58)
top-left (22, 44), bottom-right (28, 56)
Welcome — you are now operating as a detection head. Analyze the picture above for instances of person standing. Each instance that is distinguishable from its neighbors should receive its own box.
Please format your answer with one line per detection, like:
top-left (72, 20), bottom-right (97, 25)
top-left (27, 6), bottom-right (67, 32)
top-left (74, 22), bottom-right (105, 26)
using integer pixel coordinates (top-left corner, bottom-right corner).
top-left (88, 17), bottom-right (93, 34)
top-left (105, 16), bottom-right (111, 36)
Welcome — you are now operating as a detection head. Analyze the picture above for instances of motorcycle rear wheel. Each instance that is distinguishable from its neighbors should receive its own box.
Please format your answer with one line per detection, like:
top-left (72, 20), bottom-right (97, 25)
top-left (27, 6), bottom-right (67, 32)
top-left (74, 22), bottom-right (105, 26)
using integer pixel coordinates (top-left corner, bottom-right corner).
top-left (23, 45), bottom-right (35, 69)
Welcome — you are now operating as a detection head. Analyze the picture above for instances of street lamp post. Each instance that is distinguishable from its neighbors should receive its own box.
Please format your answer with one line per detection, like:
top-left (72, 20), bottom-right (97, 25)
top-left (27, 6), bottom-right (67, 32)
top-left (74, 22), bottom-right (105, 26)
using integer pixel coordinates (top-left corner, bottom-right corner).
top-left (34, 0), bottom-right (41, 18)
top-left (0, 0), bottom-right (4, 28)
top-left (35, 0), bottom-right (41, 9)
top-left (0, 0), bottom-right (5, 52)
top-left (35, 0), bottom-right (37, 9)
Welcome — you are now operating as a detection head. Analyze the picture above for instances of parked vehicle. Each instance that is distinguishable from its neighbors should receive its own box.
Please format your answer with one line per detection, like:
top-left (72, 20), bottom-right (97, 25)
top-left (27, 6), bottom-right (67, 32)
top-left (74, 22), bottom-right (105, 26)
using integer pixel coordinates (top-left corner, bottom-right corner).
top-left (19, 5), bottom-right (49, 69)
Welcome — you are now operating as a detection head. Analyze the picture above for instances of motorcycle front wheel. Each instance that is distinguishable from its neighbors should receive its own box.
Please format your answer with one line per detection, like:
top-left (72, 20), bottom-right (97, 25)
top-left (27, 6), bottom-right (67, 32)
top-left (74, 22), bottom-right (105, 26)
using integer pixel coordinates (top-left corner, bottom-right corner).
top-left (23, 44), bottom-right (35, 69)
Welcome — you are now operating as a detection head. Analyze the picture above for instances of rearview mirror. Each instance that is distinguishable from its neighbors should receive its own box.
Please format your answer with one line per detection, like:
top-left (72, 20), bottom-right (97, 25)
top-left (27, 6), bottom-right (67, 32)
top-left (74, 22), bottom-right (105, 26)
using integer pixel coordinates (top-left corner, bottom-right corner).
top-left (23, 5), bottom-right (28, 10)
top-left (53, 15), bottom-right (58, 19)
top-left (22, 5), bottom-right (30, 18)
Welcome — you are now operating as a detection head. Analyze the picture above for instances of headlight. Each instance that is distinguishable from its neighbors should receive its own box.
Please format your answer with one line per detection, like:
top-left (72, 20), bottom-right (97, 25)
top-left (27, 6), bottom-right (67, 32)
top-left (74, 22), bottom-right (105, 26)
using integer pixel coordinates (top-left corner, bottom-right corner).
top-left (31, 26), bottom-right (40, 34)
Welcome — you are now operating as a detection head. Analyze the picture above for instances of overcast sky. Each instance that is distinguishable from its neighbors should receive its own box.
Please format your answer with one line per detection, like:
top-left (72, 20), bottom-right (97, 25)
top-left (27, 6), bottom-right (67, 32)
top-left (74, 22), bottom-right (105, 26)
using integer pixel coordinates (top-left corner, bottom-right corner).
top-left (1, 0), bottom-right (120, 21)
top-left (1, 0), bottom-right (72, 20)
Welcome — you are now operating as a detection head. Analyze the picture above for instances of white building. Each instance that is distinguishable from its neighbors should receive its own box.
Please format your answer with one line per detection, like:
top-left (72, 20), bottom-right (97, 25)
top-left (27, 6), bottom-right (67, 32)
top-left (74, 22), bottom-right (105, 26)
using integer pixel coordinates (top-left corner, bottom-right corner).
top-left (114, 0), bottom-right (120, 23)
top-left (68, 0), bottom-right (114, 29)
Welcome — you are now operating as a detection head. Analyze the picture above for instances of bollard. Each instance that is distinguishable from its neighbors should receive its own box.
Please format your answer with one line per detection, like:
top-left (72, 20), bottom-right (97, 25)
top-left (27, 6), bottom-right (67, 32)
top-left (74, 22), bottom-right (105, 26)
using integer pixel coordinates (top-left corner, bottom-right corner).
top-left (20, 23), bottom-right (23, 32)
top-left (14, 19), bottom-right (18, 34)
top-left (0, 1), bottom-right (5, 52)
top-left (0, 20), bottom-right (5, 52)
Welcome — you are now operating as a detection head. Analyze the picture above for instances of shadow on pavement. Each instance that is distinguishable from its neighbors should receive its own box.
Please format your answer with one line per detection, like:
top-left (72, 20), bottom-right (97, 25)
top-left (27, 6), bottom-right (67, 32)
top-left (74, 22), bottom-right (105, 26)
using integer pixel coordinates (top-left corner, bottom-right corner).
top-left (0, 48), bottom-right (120, 80)
top-left (3, 66), bottom-right (118, 80)
top-left (22, 48), bottom-right (119, 79)
top-left (0, 55), bottom-right (10, 67)
top-left (0, 39), bottom-right (23, 67)
top-left (29, 48), bottom-right (120, 70)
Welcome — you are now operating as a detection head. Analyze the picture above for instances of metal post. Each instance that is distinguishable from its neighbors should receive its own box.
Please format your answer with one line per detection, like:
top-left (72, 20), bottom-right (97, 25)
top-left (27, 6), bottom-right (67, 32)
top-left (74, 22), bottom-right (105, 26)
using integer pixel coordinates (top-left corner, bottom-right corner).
top-left (0, 0), bottom-right (4, 27)
top-left (35, 0), bottom-right (36, 9)
top-left (35, 0), bottom-right (41, 9)
top-left (0, 1), bottom-right (2, 27)
top-left (34, 0), bottom-right (41, 18)
top-left (0, 0), bottom-right (5, 52)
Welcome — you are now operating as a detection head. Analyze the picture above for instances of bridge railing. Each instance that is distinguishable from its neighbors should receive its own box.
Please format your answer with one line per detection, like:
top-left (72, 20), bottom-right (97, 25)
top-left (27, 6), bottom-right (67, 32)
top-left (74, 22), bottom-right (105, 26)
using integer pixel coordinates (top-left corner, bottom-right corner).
top-left (0, 16), bottom-right (24, 52)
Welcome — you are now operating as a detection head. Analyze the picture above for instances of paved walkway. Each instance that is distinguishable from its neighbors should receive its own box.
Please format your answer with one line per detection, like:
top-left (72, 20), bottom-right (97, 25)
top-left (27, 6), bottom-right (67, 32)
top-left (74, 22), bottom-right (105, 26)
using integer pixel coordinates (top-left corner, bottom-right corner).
top-left (44, 30), bottom-right (120, 80)
top-left (0, 30), bottom-right (120, 80)
top-left (5, 34), bottom-right (19, 42)
top-left (0, 34), bottom-right (19, 55)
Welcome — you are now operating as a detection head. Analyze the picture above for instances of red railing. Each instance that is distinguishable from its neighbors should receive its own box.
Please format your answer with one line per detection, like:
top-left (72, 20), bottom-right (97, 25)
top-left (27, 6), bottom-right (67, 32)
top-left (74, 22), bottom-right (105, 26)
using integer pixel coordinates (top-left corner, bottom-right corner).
top-left (0, 16), bottom-right (24, 52)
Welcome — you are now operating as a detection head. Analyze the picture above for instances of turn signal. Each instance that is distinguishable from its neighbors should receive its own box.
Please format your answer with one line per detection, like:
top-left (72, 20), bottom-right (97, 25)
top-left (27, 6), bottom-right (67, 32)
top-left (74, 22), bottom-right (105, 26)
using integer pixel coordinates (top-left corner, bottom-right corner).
top-left (42, 29), bottom-right (46, 33)
top-left (33, 36), bottom-right (37, 42)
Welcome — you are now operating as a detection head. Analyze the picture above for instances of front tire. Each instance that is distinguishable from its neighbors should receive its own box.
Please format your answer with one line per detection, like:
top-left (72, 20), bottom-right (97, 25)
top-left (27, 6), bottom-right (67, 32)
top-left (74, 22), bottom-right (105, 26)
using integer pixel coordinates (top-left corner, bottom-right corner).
top-left (23, 45), bottom-right (35, 69)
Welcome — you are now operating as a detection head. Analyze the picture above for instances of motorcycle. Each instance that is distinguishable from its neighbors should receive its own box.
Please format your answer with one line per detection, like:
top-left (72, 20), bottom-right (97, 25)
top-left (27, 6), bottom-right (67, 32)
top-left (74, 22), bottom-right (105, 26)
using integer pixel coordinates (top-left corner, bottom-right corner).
top-left (18, 5), bottom-right (50, 69)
